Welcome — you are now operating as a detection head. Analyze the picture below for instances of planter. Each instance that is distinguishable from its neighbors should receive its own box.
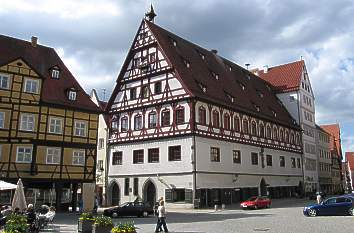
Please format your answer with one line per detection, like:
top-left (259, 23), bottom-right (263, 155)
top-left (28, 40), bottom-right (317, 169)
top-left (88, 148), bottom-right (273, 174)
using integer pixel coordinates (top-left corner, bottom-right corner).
top-left (78, 219), bottom-right (94, 233)
top-left (93, 224), bottom-right (113, 233)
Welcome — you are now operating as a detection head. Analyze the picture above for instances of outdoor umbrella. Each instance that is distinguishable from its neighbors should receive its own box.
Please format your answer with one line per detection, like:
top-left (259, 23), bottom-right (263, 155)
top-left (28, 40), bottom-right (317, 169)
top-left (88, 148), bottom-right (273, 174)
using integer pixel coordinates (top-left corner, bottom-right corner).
top-left (11, 178), bottom-right (27, 211)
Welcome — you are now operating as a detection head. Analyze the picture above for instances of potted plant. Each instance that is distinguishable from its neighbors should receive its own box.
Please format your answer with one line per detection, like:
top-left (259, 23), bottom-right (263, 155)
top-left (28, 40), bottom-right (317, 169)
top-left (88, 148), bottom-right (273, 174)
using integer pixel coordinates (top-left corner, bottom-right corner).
top-left (111, 222), bottom-right (137, 233)
top-left (4, 214), bottom-right (28, 233)
top-left (78, 212), bottom-right (95, 233)
top-left (93, 215), bottom-right (114, 233)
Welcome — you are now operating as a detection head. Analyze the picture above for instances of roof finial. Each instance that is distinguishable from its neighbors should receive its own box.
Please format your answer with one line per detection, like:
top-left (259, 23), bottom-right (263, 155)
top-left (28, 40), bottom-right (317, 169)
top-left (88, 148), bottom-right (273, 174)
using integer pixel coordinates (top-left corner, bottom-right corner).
top-left (145, 4), bottom-right (157, 23)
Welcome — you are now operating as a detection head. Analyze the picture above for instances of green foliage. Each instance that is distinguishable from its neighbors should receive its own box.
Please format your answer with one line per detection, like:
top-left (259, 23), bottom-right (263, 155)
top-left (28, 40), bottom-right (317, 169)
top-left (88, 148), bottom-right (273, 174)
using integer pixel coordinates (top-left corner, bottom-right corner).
top-left (94, 215), bottom-right (113, 227)
top-left (4, 214), bottom-right (28, 233)
top-left (111, 222), bottom-right (136, 233)
top-left (79, 212), bottom-right (94, 221)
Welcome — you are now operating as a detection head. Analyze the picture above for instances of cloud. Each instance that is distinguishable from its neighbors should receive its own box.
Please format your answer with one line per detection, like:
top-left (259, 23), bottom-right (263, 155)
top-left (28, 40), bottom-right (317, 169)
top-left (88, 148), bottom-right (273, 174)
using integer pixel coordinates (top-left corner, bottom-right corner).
top-left (1, 0), bottom-right (354, 153)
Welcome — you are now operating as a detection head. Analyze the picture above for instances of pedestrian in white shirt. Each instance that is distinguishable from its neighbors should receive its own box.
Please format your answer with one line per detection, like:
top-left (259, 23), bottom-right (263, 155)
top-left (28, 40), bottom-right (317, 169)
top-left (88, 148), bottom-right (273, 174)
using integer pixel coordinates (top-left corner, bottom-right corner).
top-left (155, 200), bottom-right (169, 232)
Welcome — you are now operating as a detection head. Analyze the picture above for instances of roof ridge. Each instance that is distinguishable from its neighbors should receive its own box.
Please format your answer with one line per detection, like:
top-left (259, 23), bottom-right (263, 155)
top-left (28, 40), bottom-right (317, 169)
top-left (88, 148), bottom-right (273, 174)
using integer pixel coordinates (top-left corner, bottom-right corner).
top-left (0, 34), bottom-right (54, 50)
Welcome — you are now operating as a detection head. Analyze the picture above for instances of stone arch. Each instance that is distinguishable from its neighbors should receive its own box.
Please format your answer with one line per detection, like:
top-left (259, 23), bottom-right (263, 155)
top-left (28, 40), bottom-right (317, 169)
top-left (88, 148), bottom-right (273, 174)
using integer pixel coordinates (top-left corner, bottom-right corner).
top-left (108, 180), bottom-right (121, 206)
top-left (142, 178), bottom-right (157, 207)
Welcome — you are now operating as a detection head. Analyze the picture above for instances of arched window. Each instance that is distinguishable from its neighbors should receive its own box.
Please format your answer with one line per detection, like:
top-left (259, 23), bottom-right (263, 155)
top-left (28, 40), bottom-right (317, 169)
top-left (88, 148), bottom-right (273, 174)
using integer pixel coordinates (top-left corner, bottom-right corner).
top-left (111, 115), bottom-right (119, 130)
top-left (148, 111), bottom-right (157, 128)
top-left (259, 123), bottom-right (265, 138)
top-left (175, 107), bottom-right (185, 125)
top-left (134, 115), bottom-right (143, 130)
top-left (251, 121), bottom-right (257, 136)
top-left (121, 116), bottom-right (128, 132)
top-left (285, 131), bottom-right (289, 143)
top-left (266, 125), bottom-right (272, 139)
top-left (279, 129), bottom-right (284, 142)
top-left (198, 106), bottom-right (206, 125)
top-left (290, 132), bottom-right (295, 144)
top-left (212, 110), bottom-right (219, 128)
top-left (224, 113), bottom-right (230, 130)
top-left (296, 133), bottom-right (300, 145)
top-left (234, 116), bottom-right (240, 132)
top-left (242, 119), bottom-right (249, 134)
top-left (161, 109), bottom-right (170, 127)
top-left (273, 127), bottom-right (278, 140)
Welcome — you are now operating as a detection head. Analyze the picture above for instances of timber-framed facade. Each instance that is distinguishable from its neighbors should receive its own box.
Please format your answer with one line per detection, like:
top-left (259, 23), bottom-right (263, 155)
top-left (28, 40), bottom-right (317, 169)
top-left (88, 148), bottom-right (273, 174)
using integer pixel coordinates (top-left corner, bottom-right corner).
top-left (107, 12), bottom-right (304, 208)
top-left (0, 35), bottom-right (100, 210)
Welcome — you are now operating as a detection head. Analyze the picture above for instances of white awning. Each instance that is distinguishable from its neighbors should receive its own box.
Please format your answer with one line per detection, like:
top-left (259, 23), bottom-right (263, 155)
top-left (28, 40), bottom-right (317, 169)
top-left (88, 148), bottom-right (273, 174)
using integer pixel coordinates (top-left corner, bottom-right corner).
top-left (0, 180), bottom-right (17, 191)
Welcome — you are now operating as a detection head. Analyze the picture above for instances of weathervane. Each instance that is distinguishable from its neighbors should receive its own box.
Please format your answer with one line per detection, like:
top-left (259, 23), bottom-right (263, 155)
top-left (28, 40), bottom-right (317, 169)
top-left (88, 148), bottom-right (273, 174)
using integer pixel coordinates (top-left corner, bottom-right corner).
top-left (145, 4), bottom-right (157, 22)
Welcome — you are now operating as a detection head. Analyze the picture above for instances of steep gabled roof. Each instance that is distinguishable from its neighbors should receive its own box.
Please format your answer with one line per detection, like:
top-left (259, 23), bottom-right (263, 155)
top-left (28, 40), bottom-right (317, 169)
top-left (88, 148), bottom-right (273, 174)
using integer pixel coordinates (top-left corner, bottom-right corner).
top-left (258, 60), bottom-right (304, 93)
top-left (143, 20), bottom-right (298, 128)
top-left (345, 152), bottom-right (354, 171)
top-left (321, 124), bottom-right (342, 158)
top-left (0, 34), bottom-right (100, 112)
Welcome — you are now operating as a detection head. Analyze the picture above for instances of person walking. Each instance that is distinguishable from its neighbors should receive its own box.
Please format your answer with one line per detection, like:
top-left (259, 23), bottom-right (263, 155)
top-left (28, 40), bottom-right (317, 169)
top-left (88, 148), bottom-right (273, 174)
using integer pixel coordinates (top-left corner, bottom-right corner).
top-left (316, 192), bottom-right (322, 204)
top-left (154, 197), bottom-right (163, 232)
top-left (155, 200), bottom-right (168, 233)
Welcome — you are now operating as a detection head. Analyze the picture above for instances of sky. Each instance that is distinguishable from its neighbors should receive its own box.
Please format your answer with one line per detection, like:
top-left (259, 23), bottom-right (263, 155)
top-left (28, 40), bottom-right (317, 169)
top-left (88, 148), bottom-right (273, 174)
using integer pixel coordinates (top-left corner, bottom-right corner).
top-left (0, 0), bottom-right (353, 154)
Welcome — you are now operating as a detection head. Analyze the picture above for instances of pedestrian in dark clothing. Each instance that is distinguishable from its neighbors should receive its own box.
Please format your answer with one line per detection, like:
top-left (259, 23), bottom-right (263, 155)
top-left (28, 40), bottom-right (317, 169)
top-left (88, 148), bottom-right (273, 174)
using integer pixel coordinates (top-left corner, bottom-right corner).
top-left (155, 200), bottom-right (168, 233)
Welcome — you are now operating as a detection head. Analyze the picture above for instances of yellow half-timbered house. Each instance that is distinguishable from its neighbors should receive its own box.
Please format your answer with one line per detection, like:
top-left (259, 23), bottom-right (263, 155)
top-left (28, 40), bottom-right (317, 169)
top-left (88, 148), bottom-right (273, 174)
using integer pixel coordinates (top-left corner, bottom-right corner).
top-left (0, 35), bottom-right (100, 210)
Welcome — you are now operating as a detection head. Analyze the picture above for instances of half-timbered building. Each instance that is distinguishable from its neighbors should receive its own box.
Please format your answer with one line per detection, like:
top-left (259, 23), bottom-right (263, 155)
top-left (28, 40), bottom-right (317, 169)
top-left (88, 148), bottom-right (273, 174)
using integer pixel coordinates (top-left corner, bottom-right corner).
top-left (107, 10), bottom-right (303, 208)
top-left (0, 35), bottom-right (100, 210)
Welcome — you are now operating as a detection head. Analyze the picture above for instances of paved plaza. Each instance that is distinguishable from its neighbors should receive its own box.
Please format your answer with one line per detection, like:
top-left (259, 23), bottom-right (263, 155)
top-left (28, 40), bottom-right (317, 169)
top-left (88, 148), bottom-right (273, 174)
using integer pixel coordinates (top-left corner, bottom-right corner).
top-left (45, 198), bottom-right (354, 233)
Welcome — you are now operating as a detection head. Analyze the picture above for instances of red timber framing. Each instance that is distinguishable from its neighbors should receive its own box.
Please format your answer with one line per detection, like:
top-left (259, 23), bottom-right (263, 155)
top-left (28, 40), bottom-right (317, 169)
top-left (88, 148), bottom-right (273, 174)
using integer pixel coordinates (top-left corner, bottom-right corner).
top-left (107, 20), bottom-right (302, 154)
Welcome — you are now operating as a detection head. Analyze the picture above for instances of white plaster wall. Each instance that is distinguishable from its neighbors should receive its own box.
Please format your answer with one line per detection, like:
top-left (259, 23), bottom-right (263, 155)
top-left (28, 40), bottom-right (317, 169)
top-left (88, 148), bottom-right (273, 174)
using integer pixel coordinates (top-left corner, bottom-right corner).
top-left (109, 136), bottom-right (193, 176)
top-left (276, 91), bottom-right (300, 124)
top-left (195, 136), bottom-right (303, 176)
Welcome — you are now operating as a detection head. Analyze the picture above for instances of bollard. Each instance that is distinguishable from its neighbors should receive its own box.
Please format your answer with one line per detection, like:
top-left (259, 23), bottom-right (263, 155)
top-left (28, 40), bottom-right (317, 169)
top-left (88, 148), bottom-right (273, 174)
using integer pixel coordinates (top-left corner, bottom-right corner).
top-left (221, 204), bottom-right (225, 210)
top-left (214, 204), bottom-right (218, 211)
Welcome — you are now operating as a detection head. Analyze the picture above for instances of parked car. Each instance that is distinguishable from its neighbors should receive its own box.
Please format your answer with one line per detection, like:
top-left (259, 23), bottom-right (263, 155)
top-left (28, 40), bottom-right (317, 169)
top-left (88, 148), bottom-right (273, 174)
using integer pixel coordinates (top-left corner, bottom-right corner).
top-left (303, 196), bottom-right (354, 217)
top-left (240, 196), bottom-right (271, 210)
top-left (103, 202), bottom-right (153, 218)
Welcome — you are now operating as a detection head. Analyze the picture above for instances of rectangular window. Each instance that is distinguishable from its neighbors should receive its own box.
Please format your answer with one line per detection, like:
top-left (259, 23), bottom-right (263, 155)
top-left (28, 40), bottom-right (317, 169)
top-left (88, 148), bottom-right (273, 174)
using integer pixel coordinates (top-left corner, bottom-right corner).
top-left (134, 115), bottom-right (143, 130)
top-left (233, 150), bottom-right (241, 163)
top-left (124, 178), bottom-right (130, 196)
top-left (141, 85), bottom-right (149, 98)
top-left (99, 138), bottom-right (104, 149)
top-left (74, 121), bottom-right (87, 137)
top-left (154, 81), bottom-right (162, 94)
top-left (0, 145), bottom-right (2, 160)
top-left (168, 145), bottom-right (181, 161)
top-left (148, 112), bottom-right (157, 128)
top-left (121, 117), bottom-right (128, 132)
top-left (291, 157), bottom-right (296, 168)
top-left (175, 108), bottom-right (185, 125)
top-left (97, 160), bottom-right (103, 170)
top-left (280, 156), bottom-right (285, 167)
top-left (266, 154), bottom-right (272, 166)
top-left (133, 149), bottom-right (144, 164)
top-left (210, 147), bottom-right (220, 162)
top-left (297, 158), bottom-right (301, 168)
top-left (24, 78), bottom-right (39, 94)
top-left (51, 69), bottom-right (60, 79)
top-left (72, 150), bottom-right (85, 166)
top-left (112, 151), bottom-right (122, 165)
top-left (130, 87), bottom-right (136, 100)
top-left (0, 112), bottom-right (4, 128)
top-left (49, 117), bottom-right (63, 134)
top-left (161, 110), bottom-right (170, 126)
top-left (68, 91), bottom-right (76, 101)
top-left (133, 178), bottom-right (139, 196)
top-left (46, 147), bottom-right (61, 164)
top-left (0, 74), bottom-right (10, 89)
top-left (148, 148), bottom-right (159, 163)
top-left (16, 147), bottom-right (32, 163)
top-left (20, 113), bottom-right (35, 131)
top-left (251, 152), bottom-right (258, 165)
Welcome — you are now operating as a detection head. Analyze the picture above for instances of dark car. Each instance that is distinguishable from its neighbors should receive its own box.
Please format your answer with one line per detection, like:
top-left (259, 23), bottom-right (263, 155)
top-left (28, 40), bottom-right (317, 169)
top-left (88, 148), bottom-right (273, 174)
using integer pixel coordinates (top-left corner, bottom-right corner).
top-left (103, 202), bottom-right (153, 218)
top-left (303, 196), bottom-right (354, 217)
top-left (240, 196), bottom-right (271, 210)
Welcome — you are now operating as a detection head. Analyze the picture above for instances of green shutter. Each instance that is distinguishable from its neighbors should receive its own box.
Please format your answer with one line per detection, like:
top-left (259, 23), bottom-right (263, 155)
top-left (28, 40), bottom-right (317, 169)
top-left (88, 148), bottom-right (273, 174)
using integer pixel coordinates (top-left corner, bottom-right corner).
top-left (165, 189), bottom-right (173, 202)
top-left (185, 189), bottom-right (193, 203)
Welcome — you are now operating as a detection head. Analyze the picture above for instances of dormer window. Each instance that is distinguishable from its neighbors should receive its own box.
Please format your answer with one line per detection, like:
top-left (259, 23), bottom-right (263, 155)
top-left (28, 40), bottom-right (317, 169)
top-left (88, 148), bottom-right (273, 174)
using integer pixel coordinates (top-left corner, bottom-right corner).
top-left (257, 90), bottom-right (264, 98)
top-left (68, 90), bottom-right (77, 101)
top-left (211, 71), bottom-right (219, 80)
top-left (238, 82), bottom-right (245, 90)
top-left (271, 110), bottom-right (277, 117)
top-left (170, 37), bottom-right (177, 47)
top-left (197, 82), bottom-right (207, 93)
top-left (196, 50), bottom-right (205, 60)
top-left (228, 66), bottom-right (232, 71)
top-left (226, 92), bottom-right (234, 103)
top-left (51, 69), bottom-right (60, 79)
top-left (254, 105), bottom-right (260, 112)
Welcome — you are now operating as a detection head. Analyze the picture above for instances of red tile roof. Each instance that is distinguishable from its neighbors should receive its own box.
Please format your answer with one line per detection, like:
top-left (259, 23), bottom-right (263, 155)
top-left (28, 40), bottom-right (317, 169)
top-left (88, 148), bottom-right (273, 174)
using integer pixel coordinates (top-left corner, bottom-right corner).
top-left (321, 124), bottom-right (342, 158)
top-left (257, 60), bottom-right (304, 93)
top-left (0, 34), bottom-right (100, 112)
top-left (136, 20), bottom-right (299, 129)
top-left (346, 152), bottom-right (354, 171)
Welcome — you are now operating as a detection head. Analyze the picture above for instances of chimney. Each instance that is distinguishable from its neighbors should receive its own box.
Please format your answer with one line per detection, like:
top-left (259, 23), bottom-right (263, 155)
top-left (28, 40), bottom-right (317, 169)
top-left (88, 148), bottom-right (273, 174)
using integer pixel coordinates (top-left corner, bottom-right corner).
top-left (211, 49), bottom-right (218, 54)
top-left (263, 65), bottom-right (268, 73)
top-left (250, 68), bottom-right (259, 76)
top-left (31, 36), bottom-right (38, 47)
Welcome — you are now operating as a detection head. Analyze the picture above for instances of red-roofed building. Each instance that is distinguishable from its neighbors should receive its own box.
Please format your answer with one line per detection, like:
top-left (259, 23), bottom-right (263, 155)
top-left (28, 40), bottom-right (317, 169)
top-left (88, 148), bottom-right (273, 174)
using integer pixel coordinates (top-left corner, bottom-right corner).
top-left (321, 124), bottom-right (344, 193)
top-left (106, 9), bottom-right (304, 208)
top-left (257, 60), bottom-right (318, 195)
top-left (0, 35), bottom-right (100, 210)
top-left (343, 154), bottom-right (353, 192)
